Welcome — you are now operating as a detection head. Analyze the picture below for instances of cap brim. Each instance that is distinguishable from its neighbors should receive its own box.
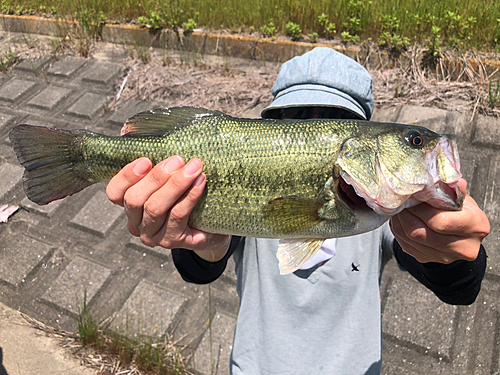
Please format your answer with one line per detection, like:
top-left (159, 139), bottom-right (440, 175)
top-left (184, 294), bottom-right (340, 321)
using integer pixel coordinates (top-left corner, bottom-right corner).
top-left (261, 84), bottom-right (367, 120)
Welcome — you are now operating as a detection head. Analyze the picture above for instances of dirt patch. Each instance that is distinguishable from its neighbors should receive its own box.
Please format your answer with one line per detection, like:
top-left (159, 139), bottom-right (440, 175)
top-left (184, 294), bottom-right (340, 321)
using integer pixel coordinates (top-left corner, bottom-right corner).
top-left (110, 49), bottom-right (277, 117)
top-left (109, 45), bottom-right (500, 119)
top-left (2, 34), bottom-right (499, 119)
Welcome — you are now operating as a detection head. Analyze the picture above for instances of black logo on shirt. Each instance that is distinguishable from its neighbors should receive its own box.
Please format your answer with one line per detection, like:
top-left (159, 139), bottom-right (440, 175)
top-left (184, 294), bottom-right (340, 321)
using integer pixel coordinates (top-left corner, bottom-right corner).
top-left (351, 263), bottom-right (360, 272)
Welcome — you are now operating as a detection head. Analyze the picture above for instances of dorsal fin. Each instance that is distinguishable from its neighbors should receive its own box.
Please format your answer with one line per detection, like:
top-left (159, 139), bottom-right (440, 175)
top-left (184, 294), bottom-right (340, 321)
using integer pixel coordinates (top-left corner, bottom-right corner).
top-left (122, 106), bottom-right (225, 137)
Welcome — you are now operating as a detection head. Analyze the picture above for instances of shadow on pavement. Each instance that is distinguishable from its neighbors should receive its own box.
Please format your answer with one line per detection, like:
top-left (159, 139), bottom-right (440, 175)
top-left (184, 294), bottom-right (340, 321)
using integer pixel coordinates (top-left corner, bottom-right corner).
top-left (0, 348), bottom-right (8, 375)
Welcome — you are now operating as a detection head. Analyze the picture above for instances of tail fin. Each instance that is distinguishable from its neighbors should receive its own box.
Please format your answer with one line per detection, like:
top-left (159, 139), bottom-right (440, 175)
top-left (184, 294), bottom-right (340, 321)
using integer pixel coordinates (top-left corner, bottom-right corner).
top-left (9, 125), bottom-right (93, 205)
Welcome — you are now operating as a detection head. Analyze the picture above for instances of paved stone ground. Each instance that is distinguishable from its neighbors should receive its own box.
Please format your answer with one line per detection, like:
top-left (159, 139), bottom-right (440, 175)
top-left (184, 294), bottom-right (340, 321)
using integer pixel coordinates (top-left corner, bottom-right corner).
top-left (0, 31), bottom-right (499, 375)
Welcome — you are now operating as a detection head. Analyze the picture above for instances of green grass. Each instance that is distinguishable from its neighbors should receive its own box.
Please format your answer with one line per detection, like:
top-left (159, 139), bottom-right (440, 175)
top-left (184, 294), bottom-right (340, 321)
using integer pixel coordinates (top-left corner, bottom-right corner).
top-left (0, 47), bottom-right (18, 72)
top-left (2, 0), bottom-right (500, 51)
top-left (76, 291), bottom-right (189, 374)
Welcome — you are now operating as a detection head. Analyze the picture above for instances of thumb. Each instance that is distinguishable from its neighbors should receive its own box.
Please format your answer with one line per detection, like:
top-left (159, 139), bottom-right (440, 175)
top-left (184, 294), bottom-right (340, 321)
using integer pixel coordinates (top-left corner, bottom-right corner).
top-left (458, 178), bottom-right (468, 196)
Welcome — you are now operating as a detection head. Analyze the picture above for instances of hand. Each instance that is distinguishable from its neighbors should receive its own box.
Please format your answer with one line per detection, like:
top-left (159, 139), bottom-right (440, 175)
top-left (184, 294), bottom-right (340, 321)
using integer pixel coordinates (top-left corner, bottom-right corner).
top-left (389, 179), bottom-right (490, 264)
top-left (106, 156), bottom-right (231, 262)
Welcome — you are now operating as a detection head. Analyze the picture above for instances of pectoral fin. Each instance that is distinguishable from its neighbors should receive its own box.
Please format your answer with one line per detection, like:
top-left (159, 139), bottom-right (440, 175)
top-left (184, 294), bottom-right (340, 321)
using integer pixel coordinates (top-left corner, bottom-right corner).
top-left (262, 196), bottom-right (323, 235)
top-left (277, 238), bottom-right (325, 275)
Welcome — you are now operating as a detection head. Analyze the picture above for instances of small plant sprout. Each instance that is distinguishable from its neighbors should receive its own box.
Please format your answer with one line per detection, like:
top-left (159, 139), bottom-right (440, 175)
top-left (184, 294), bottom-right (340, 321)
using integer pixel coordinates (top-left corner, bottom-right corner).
top-left (182, 18), bottom-right (196, 35)
top-left (426, 26), bottom-right (442, 57)
top-left (318, 13), bottom-right (336, 38)
top-left (75, 290), bottom-right (189, 373)
top-left (0, 48), bottom-right (18, 72)
top-left (489, 80), bottom-right (500, 108)
top-left (261, 21), bottom-right (277, 37)
top-left (286, 21), bottom-right (302, 41)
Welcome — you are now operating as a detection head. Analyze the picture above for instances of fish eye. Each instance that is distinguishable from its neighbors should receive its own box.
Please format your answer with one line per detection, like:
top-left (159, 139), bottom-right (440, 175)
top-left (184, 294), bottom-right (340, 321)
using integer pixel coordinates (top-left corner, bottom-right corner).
top-left (406, 131), bottom-right (425, 149)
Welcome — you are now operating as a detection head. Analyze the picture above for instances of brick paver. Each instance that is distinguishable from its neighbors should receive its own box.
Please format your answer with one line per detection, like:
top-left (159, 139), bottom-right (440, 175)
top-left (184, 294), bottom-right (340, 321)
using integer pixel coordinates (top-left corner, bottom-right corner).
top-left (47, 56), bottom-right (87, 78)
top-left (69, 191), bottom-right (124, 237)
top-left (0, 233), bottom-right (53, 286)
top-left (0, 79), bottom-right (36, 103)
top-left (0, 162), bottom-right (23, 200)
top-left (65, 92), bottom-right (109, 120)
top-left (112, 280), bottom-right (187, 336)
top-left (81, 62), bottom-right (121, 85)
top-left (27, 86), bottom-right (72, 111)
top-left (42, 256), bottom-right (112, 314)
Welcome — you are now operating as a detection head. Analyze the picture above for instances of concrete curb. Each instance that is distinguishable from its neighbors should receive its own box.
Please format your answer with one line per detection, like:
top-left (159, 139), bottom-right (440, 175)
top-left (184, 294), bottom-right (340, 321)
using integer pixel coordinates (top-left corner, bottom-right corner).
top-left (1, 14), bottom-right (499, 79)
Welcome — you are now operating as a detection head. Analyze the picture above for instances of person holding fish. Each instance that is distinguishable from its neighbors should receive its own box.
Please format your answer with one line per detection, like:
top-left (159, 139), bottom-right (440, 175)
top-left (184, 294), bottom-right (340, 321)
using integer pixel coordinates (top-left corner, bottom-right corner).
top-left (102, 48), bottom-right (490, 374)
top-left (12, 47), bottom-right (488, 374)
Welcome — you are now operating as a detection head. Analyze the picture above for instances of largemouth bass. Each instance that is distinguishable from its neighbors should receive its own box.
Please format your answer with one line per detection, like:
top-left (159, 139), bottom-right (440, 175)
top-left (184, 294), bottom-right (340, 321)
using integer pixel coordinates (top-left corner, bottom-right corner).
top-left (9, 107), bottom-right (463, 274)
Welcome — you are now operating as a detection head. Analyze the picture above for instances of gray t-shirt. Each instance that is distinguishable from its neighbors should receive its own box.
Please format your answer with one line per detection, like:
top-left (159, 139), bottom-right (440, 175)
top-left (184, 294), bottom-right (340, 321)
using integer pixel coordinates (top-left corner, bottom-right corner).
top-left (230, 222), bottom-right (394, 375)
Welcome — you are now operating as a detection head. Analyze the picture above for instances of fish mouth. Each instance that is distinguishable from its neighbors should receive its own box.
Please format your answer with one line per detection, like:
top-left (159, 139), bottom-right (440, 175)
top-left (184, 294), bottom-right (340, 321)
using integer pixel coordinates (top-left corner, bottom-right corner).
top-left (334, 134), bottom-right (464, 216)
top-left (336, 174), bottom-right (371, 212)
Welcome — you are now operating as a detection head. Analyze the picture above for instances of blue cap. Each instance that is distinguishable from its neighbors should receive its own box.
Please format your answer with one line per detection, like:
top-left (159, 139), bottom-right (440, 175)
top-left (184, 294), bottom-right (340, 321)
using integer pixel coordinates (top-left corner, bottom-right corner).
top-left (261, 47), bottom-right (374, 120)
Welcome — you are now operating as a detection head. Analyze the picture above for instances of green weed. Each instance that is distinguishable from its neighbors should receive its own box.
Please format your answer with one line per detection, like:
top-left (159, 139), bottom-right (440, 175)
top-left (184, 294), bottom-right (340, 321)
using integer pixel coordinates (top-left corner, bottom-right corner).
top-left (138, 10), bottom-right (162, 29)
top-left (21, 33), bottom-right (36, 49)
top-left (341, 0), bottom-right (367, 42)
top-left (495, 19), bottom-right (500, 47)
top-left (0, 48), bottom-right (18, 72)
top-left (341, 31), bottom-right (359, 44)
top-left (137, 15), bottom-right (149, 27)
top-left (1, 1), bottom-right (13, 15)
top-left (71, 0), bottom-right (107, 57)
top-left (285, 21), bottom-right (301, 41)
top-left (489, 80), bottom-right (500, 108)
top-left (426, 26), bottom-right (442, 57)
top-left (182, 18), bottom-right (196, 35)
top-left (261, 21), bottom-right (276, 37)
top-left (309, 32), bottom-right (318, 43)
top-left (76, 291), bottom-right (102, 347)
top-left (441, 11), bottom-right (476, 49)
top-left (317, 13), bottom-right (335, 39)
top-left (134, 44), bottom-right (151, 63)
top-left (379, 15), bottom-right (409, 52)
top-left (75, 291), bottom-right (189, 374)
top-left (49, 37), bottom-right (64, 56)
top-left (2, 0), bottom-right (500, 51)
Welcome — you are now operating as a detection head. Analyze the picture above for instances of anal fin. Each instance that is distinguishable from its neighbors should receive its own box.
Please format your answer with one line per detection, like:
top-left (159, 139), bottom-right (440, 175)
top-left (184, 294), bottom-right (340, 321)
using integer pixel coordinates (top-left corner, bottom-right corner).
top-left (277, 239), bottom-right (325, 275)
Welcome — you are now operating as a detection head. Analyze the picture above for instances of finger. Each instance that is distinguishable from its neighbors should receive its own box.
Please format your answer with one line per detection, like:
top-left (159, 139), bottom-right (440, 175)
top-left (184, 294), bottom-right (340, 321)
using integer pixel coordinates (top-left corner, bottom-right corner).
top-left (391, 209), bottom-right (431, 243)
top-left (106, 158), bottom-right (152, 206)
top-left (393, 235), bottom-right (435, 263)
top-left (148, 173), bottom-right (208, 248)
top-left (143, 171), bottom-right (205, 244)
top-left (188, 231), bottom-right (232, 256)
top-left (391, 217), bottom-right (449, 263)
top-left (458, 178), bottom-right (467, 196)
top-left (390, 217), bottom-right (430, 262)
top-left (148, 172), bottom-right (207, 246)
top-left (406, 195), bottom-right (486, 237)
top-left (140, 159), bottom-right (204, 242)
top-left (404, 178), bottom-right (467, 236)
top-left (189, 231), bottom-right (231, 253)
top-left (164, 173), bottom-right (207, 235)
top-left (393, 208), bottom-right (467, 250)
top-left (390, 214), bottom-right (468, 263)
top-left (124, 156), bottom-right (185, 233)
